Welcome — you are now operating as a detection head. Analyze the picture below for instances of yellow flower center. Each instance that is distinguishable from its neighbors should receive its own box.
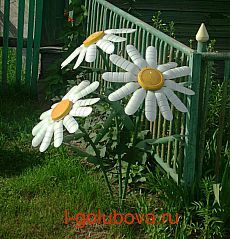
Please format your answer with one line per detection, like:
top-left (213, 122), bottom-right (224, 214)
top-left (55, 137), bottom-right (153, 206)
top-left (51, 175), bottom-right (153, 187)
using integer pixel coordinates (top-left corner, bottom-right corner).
top-left (138, 67), bottom-right (164, 91)
top-left (83, 31), bottom-right (105, 46)
top-left (51, 99), bottom-right (73, 121)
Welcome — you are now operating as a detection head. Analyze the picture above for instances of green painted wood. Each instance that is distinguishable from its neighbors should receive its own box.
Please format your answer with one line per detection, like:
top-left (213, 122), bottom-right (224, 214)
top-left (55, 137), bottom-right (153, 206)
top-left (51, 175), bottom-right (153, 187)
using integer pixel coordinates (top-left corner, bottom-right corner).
top-left (201, 52), bottom-right (230, 60)
top-left (25, 0), bottom-right (35, 86)
top-left (16, 0), bottom-right (25, 87)
top-left (154, 154), bottom-right (179, 184)
top-left (2, 0), bottom-right (10, 92)
top-left (184, 52), bottom-right (202, 186)
top-left (83, 0), bottom-right (229, 186)
top-left (41, 0), bottom-right (66, 46)
top-left (31, 0), bottom-right (44, 95)
top-left (85, 0), bottom-right (192, 185)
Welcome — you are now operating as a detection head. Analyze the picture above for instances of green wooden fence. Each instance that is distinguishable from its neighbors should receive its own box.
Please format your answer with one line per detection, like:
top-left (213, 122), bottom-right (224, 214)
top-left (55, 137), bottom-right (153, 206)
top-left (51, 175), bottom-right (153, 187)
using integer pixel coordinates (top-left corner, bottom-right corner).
top-left (84, 0), bottom-right (230, 186)
top-left (0, 0), bottom-right (229, 186)
top-left (0, 0), bottom-right (43, 94)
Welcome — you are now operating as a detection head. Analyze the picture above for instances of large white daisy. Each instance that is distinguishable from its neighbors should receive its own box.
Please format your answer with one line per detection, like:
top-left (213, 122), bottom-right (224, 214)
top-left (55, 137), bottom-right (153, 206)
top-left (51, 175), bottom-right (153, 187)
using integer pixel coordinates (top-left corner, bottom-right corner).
top-left (61, 28), bottom-right (136, 70)
top-left (102, 45), bottom-right (195, 121)
top-left (32, 81), bottom-right (100, 152)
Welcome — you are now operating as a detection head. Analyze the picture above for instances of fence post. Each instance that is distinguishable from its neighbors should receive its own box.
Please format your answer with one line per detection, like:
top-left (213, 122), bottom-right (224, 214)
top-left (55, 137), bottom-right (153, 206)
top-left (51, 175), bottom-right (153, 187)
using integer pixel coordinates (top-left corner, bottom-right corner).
top-left (195, 23), bottom-right (209, 180)
top-left (184, 52), bottom-right (202, 186)
top-left (184, 23), bottom-right (209, 186)
top-left (196, 23), bottom-right (209, 53)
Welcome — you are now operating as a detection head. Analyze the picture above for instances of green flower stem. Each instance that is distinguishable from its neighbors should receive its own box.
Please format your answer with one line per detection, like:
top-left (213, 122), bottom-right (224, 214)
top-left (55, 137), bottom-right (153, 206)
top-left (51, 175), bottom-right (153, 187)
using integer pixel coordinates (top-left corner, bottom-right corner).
top-left (98, 49), bottom-right (110, 71)
top-left (118, 156), bottom-right (122, 206)
top-left (121, 162), bottom-right (131, 205)
top-left (115, 116), bottom-right (123, 207)
top-left (122, 106), bottom-right (144, 206)
top-left (79, 126), bottom-right (114, 199)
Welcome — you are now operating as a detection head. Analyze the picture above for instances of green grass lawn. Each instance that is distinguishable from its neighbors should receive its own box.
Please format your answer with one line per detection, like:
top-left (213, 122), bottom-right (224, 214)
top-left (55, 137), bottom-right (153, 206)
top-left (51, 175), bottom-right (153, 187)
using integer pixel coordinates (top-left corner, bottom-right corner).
top-left (0, 92), bottom-right (128, 239)
top-left (0, 89), bottom-right (227, 239)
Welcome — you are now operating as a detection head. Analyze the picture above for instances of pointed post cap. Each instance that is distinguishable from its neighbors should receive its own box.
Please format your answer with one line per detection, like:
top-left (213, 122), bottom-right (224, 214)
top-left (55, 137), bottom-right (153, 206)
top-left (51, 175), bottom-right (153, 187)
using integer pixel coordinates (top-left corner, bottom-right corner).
top-left (196, 23), bottom-right (209, 42)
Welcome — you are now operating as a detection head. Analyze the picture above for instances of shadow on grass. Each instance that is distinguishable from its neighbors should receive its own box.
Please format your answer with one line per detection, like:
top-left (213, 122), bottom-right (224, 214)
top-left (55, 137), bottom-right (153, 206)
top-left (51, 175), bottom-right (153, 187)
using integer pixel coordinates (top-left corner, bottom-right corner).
top-left (0, 89), bottom-right (48, 177)
top-left (0, 147), bottom-right (44, 177)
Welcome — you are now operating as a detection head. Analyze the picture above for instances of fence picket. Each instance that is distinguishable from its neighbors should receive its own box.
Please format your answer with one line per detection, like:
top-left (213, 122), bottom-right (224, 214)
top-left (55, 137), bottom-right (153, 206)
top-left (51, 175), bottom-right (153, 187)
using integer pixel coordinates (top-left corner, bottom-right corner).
top-left (2, 0), bottom-right (10, 92)
top-left (16, 0), bottom-right (25, 86)
top-left (25, 0), bottom-right (35, 86)
top-left (31, 0), bottom-right (43, 95)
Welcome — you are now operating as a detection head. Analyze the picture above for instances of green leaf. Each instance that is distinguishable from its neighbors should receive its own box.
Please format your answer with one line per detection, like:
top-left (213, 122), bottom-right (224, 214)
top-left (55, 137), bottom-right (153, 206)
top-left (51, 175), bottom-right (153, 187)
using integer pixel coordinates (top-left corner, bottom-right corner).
top-left (122, 147), bottom-right (146, 165)
top-left (107, 100), bottom-right (134, 131)
top-left (94, 112), bottom-right (116, 144)
top-left (64, 133), bottom-right (85, 142)
top-left (213, 183), bottom-right (221, 206)
top-left (136, 135), bottom-right (184, 150)
top-left (94, 93), bottom-right (134, 131)
top-left (86, 156), bottom-right (100, 165)
top-left (64, 143), bottom-right (100, 166)
top-left (79, 66), bottom-right (105, 73)
top-left (63, 143), bottom-right (93, 158)
top-left (99, 146), bottom-right (107, 157)
top-left (138, 177), bottom-right (147, 183)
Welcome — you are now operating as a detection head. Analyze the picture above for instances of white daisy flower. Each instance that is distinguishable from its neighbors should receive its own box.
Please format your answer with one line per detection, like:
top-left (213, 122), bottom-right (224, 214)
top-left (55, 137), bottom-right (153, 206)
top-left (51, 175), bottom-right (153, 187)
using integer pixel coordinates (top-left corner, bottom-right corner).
top-left (32, 81), bottom-right (100, 152)
top-left (61, 28), bottom-right (136, 70)
top-left (102, 45), bottom-right (195, 121)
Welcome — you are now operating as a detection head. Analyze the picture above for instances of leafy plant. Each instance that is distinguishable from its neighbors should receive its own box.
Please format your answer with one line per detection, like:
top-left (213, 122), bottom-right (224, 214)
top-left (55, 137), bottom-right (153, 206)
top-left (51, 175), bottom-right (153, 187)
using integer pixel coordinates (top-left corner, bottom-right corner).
top-left (152, 11), bottom-right (175, 38)
top-left (190, 177), bottom-right (224, 239)
top-left (62, 0), bottom-right (88, 50)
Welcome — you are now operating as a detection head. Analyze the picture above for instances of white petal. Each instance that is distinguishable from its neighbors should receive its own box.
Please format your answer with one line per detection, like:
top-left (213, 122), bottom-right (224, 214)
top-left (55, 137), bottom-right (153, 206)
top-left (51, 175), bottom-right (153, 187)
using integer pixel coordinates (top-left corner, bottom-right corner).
top-left (32, 123), bottom-right (49, 147)
top-left (110, 54), bottom-right (140, 75)
top-left (164, 80), bottom-right (195, 95)
top-left (61, 46), bottom-right (82, 69)
top-left (63, 80), bottom-right (91, 100)
top-left (54, 121), bottom-right (63, 148)
top-left (103, 34), bottom-right (126, 42)
top-left (145, 46), bottom-right (157, 68)
top-left (157, 62), bottom-right (177, 73)
top-left (51, 103), bottom-right (58, 109)
top-left (155, 90), bottom-right (173, 121)
top-left (108, 82), bottom-right (140, 101)
top-left (96, 39), bottom-right (114, 54)
top-left (39, 124), bottom-right (54, 152)
top-left (145, 91), bottom-right (157, 121)
top-left (125, 88), bottom-right (146, 115)
top-left (73, 47), bottom-right (87, 69)
top-left (39, 109), bottom-right (52, 120)
top-left (162, 87), bottom-right (188, 112)
top-left (63, 115), bottom-right (79, 133)
top-left (163, 66), bottom-right (191, 80)
top-left (102, 72), bottom-right (137, 83)
top-left (70, 81), bottom-right (99, 103)
top-left (85, 44), bottom-right (97, 63)
top-left (104, 28), bottom-right (136, 34)
top-left (32, 118), bottom-right (49, 136)
top-left (70, 106), bottom-right (92, 117)
top-left (73, 98), bottom-right (100, 108)
top-left (126, 45), bottom-right (148, 69)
